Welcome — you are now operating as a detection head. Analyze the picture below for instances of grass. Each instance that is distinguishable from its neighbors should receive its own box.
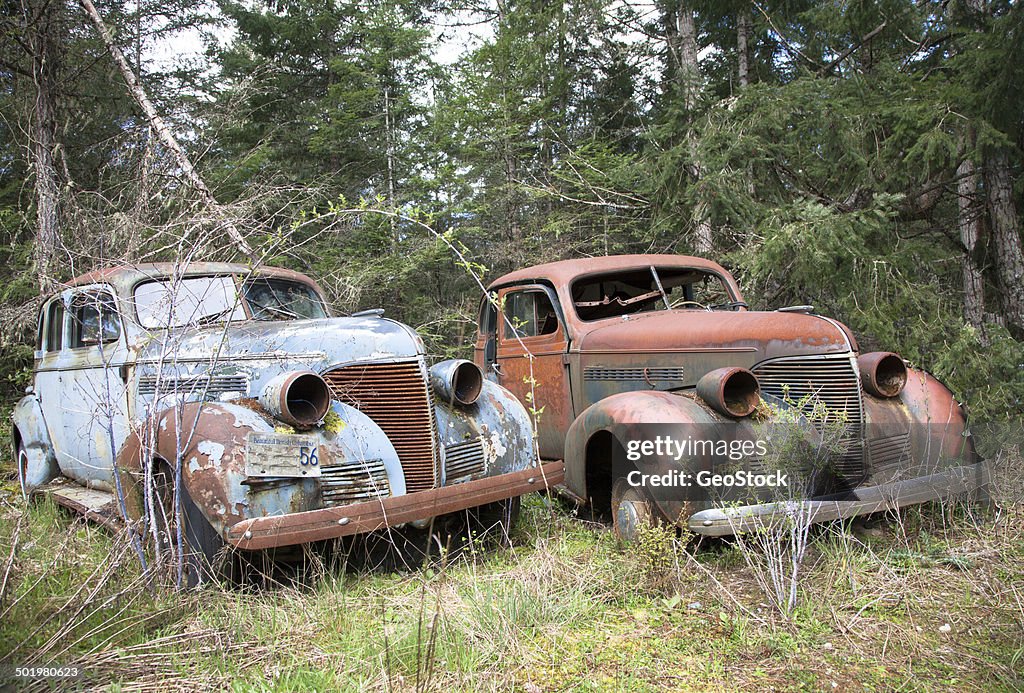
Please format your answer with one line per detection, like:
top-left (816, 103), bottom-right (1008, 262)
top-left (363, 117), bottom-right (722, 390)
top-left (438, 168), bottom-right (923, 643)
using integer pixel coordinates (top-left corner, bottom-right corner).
top-left (0, 447), bottom-right (1022, 691)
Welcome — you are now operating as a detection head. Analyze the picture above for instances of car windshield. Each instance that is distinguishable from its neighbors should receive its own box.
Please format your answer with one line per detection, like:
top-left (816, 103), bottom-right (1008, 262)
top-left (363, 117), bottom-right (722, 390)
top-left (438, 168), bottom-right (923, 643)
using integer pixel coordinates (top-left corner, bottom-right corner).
top-left (571, 267), bottom-right (738, 321)
top-left (242, 278), bottom-right (327, 321)
top-left (134, 275), bottom-right (327, 328)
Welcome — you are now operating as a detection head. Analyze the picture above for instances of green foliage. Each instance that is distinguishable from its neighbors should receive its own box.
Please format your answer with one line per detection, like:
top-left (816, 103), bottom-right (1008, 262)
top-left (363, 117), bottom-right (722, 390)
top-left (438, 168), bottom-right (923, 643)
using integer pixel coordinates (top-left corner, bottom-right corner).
top-left (0, 344), bottom-right (33, 402)
top-left (0, 0), bottom-right (1019, 427)
top-left (931, 324), bottom-right (1024, 426)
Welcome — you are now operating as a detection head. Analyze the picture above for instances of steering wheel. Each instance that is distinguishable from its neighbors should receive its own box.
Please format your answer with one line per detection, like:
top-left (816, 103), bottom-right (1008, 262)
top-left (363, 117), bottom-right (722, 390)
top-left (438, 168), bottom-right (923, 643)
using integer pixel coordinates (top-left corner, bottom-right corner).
top-left (671, 299), bottom-right (710, 310)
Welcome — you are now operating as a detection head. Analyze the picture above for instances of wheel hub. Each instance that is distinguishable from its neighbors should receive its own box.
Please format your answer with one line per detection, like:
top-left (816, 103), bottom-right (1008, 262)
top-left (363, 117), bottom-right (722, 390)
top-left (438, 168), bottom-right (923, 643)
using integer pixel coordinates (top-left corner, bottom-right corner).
top-left (615, 499), bottom-right (644, 542)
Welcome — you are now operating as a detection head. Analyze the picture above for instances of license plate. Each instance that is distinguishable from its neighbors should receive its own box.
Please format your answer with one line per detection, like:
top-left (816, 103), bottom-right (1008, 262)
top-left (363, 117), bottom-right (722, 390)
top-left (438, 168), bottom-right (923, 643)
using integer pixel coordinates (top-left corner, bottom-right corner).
top-left (245, 432), bottom-right (321, 478)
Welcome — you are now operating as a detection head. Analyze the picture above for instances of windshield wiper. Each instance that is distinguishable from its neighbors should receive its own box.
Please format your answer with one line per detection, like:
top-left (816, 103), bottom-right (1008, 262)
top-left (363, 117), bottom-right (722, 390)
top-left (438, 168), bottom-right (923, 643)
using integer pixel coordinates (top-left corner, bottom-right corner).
top-left (194, 307), bottom-right (234, 326)
top-left (709, 300), bottom-right (749, 311)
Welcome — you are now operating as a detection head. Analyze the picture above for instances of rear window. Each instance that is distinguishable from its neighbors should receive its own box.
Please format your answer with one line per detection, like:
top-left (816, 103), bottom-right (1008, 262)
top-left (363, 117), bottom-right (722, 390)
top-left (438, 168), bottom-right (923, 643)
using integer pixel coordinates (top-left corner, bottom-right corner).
top-left (70, 292), bottom-right (121, 347)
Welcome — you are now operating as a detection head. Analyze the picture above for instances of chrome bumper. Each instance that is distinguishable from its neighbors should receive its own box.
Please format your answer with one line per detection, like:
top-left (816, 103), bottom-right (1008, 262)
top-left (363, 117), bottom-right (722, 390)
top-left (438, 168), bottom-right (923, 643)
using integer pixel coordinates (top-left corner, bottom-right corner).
top-left (687, 461), bottom-right (991, 537)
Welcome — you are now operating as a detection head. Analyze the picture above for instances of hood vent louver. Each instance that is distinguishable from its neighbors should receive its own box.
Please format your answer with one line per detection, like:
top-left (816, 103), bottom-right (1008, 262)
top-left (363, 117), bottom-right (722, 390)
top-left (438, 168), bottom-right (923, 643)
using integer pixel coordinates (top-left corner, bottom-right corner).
top-left (138, 374), bottom-right (249, 399)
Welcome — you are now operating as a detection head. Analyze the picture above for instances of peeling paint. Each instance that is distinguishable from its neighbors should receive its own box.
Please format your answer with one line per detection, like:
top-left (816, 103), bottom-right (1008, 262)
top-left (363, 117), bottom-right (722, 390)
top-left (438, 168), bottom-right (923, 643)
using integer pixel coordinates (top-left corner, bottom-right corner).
top-left (197, 441), bottom-right (225, 467)
top-left (483, 430), bottom-right (507, 463)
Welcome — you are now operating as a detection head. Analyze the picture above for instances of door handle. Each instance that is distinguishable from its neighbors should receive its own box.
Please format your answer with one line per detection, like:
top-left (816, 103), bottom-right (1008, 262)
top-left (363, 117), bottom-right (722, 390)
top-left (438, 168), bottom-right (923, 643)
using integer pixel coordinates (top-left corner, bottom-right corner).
top-left (491, 363), bottom-right (503, 376)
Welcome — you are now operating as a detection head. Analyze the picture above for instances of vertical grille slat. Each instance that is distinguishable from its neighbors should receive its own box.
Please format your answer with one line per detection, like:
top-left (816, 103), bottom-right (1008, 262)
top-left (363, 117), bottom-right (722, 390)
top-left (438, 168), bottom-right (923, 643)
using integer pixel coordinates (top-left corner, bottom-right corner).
top-left (752, 355), bottom-right (866, 481)
top-left (323, 359), bottom-right (439, 492)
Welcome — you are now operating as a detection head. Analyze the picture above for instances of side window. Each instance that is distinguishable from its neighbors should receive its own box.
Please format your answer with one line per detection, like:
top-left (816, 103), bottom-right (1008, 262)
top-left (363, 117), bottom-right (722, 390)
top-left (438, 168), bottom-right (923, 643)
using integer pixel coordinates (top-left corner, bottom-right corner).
top-left (70, 292), bottom-right (121, 348)
top-left (479, 296), bottom-right (497, 336)
top-left (36, 307), bottom-right (45, 351)
top-left (44, 300), bottom-right (64, 352)
top-left (503, 291), bottom-right (558, 339)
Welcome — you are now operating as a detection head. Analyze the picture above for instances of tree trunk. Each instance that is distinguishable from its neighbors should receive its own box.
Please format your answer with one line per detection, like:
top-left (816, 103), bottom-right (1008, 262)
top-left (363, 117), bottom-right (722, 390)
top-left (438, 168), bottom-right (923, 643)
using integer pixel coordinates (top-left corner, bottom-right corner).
top-left (676, 0), bottom-right (699, 110)
top-left (25, 0), bottom-right (61, 291)
top-left (737, 8), bottom-right (750, 88)
top-left (674, 0), bottom-right (713, 254)
top-left (956, 155), bottom-right (986, 333)
top-left (985, 149), bottom-right (1024, 336)
top-left (78, 0), bottom-right (254, 259)
top-left (383, 83), bottom-right (397, 247)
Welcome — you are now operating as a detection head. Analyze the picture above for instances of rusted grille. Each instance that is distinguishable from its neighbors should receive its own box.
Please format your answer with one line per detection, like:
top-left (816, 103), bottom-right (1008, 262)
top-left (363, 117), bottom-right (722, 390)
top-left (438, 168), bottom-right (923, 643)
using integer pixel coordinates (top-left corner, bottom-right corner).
top-left (444, 438), bottom-right (486, 481)
top-left (320, 459), bottom-right (390, 506)
top-left (323, 360), bottom-right (439, 492)
top-left (752, 355), bottom-right (866, 481)
top-left (584, 367), bottom-right (686, 382)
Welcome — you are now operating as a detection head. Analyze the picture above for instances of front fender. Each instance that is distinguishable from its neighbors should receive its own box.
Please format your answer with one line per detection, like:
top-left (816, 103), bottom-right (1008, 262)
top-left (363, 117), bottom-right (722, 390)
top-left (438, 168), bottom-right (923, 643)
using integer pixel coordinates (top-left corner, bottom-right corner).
top-left (434, 379), bottom-right (535, 482)
top-left (564, 390), bottom-right (728, 507)
top-left (863, 367), bottom-right (981, 484)
top-left (11, 394), bottom-right (60, 493)
top-left (116, 400), bottom-right (405, 538)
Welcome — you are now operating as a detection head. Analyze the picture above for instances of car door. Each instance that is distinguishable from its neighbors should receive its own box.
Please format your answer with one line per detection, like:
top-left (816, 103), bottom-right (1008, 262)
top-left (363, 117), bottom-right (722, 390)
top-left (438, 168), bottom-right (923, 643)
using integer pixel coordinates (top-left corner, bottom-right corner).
top-left (494, 285), bottom-right (573, 461)
top-left (53, 286), bottom-right (131, 490)
top-left (33, 295), bottom-right (67, 473)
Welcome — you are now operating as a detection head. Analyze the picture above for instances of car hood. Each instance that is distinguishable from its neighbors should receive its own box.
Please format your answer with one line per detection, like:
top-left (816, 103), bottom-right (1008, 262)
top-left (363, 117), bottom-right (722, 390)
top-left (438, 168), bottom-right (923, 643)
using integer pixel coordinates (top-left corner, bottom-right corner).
top-left (574, 309), bottom-right (856, 360)
top-left (132, 316), bottom-right (423, 372)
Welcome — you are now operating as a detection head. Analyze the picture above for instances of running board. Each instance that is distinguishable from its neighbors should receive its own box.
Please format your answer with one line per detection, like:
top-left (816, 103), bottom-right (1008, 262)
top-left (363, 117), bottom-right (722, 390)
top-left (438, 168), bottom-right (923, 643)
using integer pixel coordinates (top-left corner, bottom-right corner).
top-left (33, 477), bottom-right (123, 531)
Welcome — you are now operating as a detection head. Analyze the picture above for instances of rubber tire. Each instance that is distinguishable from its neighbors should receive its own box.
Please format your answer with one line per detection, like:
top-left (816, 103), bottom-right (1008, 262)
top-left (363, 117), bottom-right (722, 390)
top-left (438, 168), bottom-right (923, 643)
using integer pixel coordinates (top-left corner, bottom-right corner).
top-left (612, 482), bottom-right (654, 544)
top-left (153, 461), bottom-right (229, 588)
top-left (15, 443), bottom-right (35, 501)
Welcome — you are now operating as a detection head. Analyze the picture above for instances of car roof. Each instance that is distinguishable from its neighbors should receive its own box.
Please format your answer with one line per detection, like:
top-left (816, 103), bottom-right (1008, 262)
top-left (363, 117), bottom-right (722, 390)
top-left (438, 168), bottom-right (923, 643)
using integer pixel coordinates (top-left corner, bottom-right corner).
top-left (66, 262), bottom-right (324, 298)
top-left (486, 254), bottom-right (729, 290)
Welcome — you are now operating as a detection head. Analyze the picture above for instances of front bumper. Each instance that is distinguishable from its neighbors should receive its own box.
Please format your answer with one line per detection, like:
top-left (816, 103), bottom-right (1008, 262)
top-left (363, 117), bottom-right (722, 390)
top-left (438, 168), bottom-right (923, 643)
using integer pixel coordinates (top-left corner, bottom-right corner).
top-left (687, 461), bottom-right (991, 537)
top-left (227, 461), bottom-right (564, 549)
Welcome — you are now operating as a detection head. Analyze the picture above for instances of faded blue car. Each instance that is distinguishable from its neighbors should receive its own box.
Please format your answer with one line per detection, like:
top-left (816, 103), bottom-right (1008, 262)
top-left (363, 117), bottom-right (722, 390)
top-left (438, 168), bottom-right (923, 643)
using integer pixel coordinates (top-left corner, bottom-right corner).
top-left (13, 262), bottom-right (558, 582)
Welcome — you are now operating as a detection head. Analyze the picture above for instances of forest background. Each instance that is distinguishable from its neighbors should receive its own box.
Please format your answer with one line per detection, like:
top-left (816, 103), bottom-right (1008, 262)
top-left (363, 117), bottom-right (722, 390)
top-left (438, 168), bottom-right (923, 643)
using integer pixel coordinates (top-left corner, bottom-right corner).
top-left (1, 0), bottom-right (1022, 427)
top-left (2, 2), bottom-right (1024, 688)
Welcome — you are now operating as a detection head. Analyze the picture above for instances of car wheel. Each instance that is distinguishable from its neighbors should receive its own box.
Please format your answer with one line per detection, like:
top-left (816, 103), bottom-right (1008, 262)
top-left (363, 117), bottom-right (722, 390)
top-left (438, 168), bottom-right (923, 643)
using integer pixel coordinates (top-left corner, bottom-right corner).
top-left (152, 461), bottom-right (230, 588)
top-left (612, 482), bottom-right (653, 543)
top-left (16, 443), bottom-right (31, 501)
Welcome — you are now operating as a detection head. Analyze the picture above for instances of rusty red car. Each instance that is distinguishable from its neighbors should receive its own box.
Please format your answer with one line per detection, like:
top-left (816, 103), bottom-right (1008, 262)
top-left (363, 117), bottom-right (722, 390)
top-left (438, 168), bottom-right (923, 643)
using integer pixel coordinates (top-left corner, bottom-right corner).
top-left (474, 254), bottom-right (989, 539)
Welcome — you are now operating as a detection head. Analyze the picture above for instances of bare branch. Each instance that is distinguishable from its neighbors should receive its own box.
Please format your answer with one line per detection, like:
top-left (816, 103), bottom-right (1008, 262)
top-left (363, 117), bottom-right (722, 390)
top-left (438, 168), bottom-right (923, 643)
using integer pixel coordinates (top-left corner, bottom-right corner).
top-left (76, 0), bottom-right (255, 259)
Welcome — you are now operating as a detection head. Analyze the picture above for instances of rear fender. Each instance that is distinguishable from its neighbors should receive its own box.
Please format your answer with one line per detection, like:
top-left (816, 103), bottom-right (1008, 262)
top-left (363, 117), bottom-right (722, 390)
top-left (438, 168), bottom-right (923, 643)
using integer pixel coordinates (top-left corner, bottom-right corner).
top-left (11, 395), bottom-right (60, 493)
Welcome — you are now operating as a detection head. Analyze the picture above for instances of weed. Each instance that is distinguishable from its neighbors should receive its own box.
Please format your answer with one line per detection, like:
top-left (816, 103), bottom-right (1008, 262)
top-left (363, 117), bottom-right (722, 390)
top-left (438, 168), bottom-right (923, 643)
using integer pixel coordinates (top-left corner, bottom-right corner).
top-left (0, 448), bottom-right (1021, 690)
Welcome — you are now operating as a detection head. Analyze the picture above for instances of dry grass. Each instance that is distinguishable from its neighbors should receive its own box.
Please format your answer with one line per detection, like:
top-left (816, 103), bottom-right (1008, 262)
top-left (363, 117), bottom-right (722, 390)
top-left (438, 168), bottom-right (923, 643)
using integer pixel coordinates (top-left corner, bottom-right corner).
top-left (0, 447), bottom-right (1021, 691)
